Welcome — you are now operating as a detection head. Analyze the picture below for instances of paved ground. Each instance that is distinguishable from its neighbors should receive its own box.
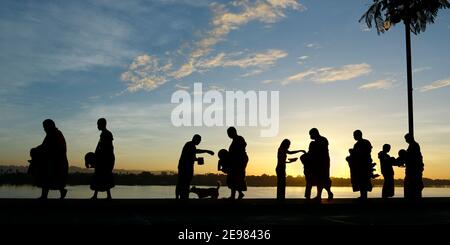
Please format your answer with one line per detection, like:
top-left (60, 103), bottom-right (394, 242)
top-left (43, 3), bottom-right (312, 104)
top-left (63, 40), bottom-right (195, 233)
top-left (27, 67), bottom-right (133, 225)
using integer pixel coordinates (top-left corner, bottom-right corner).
top-left (1, 198), bottom-right (449, 225)
top-left (2, 198), bottom-right (449, 243)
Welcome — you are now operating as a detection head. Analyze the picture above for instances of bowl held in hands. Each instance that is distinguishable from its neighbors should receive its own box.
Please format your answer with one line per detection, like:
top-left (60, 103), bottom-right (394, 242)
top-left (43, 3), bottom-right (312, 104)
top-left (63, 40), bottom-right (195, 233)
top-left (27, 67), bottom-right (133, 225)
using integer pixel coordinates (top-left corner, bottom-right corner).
top-left (197, 157), bottom-right (204, 165)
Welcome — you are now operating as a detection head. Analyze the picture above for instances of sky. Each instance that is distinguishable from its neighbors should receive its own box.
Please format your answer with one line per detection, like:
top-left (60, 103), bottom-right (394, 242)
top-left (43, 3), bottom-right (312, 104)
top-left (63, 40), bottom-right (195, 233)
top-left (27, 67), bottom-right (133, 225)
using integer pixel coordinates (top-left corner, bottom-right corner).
top-left (0, 0), bottom-right (449, 179)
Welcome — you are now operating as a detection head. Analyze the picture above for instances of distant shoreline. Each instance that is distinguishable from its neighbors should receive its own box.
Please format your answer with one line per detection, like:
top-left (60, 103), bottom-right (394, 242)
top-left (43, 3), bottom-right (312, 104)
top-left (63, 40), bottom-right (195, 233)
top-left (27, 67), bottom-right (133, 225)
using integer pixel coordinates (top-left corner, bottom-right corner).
top-left (1, 172), bottom-right (449, 187)
top-left (1, 165), bottom-right (449, 187)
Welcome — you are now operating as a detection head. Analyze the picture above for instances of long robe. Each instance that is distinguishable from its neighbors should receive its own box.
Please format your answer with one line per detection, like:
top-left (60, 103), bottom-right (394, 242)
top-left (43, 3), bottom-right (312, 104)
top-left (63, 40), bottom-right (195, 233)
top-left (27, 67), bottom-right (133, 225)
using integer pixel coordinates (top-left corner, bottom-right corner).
top-left (378, 151), bottom-right (395, 198)
top-left (312, 136), bottom-right (331, 188)
top-left (349, 139), bottom-right (373, 192)
top-left (228, 136), bottom-right (248, 191)
top-left (91, 129), bottom-right (115, 191)
top-left (29, 128), bottom-right (68, 189)
top-left (176, 141), bottom-right (196, 199)
top-left (300, 136), bottom-right (331, 188)
top-left (404, 141), bottom-right (424, 199)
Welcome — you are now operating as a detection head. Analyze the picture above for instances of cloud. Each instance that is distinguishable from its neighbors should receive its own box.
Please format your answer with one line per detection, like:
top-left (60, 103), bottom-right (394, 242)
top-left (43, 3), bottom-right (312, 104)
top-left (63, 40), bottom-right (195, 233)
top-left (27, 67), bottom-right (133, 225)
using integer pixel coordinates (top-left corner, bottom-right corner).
top-left (121, 55), bottom-right (173, 92)
top-left (223, 49), bottom-right (287, 68)
top-left (174, 84), bottom-right (190, 90)
top-left (298, 55), bottom-right (309, 60)
top-left (241, 69), bottom-right (264, 77)
top-left (297, 55), bottom-right (309, 64)
top-left (124, 49), bottom-right (287, 91)
top-left (282, 63), bottom-right (372, 85)
top-left (193, 0), bottom-right (303, 60)
top-left (197, 49), bottom-right (287, 69)
top-left (171, 61), bottom-right (196, 79)
top-left (261, 79), bottom-right (274, 84)
top-left (359, 79), bottom-right (394, 90)
top-left (413, 66), bottom-right (431, 73)
top-left (306, 43), bottom-right (320, 48)
top-left (208, 85), bottom-right (226, 92)
top-left (420, 77), bottom-right (450, 92)
top-left (282, 70), bottom-right (316, 85)
top-left (122, 0), bottom-right (304, 91)
top-left (0, 0), bottom-right (141, 94)
top-left (194, 53), bottom-right (227, 69)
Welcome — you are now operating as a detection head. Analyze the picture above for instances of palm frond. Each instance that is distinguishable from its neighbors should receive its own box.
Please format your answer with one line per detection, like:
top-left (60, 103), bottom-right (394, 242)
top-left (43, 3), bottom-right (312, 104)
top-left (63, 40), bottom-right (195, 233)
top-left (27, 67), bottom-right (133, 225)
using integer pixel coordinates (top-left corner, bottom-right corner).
top-left (360, 0), bottom-right (450, 35)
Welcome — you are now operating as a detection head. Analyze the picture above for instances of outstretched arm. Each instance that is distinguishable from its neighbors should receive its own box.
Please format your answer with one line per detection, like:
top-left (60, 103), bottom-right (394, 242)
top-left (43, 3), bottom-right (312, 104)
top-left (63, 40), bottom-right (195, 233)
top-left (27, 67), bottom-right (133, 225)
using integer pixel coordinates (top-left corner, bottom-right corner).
top-left (287, 150), bottom-right (303, 155)
top-left (286, 158), bottom-right (298, 163)
top-left (196, 149), bottom-right (214, 155)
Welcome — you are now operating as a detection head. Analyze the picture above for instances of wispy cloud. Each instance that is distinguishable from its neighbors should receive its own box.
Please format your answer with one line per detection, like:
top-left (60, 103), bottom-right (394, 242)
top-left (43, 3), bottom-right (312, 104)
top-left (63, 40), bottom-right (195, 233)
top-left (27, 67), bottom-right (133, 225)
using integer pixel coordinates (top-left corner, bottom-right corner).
top-left (421, 77), bottom-right (450, 92)
top-left (413, 66), bottom-right (431, 73)
top-left (174, 84), bottom-right (190, 90)
top-left (121, 55), bottom-right (173, 92)
top-left (198, 49), bottom-right (288, 69)
top-left (261, 79), bottom-right (274, 84)
top-left (121, 0), bottom-right (304, 92)
top-left (0, 1), bottom-right (137, 90)
top-left (306, 43), bottom-right (320, 49)
top-left (359, 79), bottom-right (394, 90)
top-left (281, 63), bottom-right (372, 85)
top-left (297, 55), bottom-right (309, 65)
top-left (241, 69), bottom-right (264, 77)
top-left (122, 49), bottom-right (287, 91)
top-left (208, 85), bottom-right (226, 92)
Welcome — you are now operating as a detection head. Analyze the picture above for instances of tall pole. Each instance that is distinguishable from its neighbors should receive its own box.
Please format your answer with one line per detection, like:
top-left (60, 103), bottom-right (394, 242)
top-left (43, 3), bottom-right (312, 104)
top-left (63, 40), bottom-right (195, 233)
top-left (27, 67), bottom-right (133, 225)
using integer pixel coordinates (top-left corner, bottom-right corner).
top-left (405, 21), bottom-right (414, 137)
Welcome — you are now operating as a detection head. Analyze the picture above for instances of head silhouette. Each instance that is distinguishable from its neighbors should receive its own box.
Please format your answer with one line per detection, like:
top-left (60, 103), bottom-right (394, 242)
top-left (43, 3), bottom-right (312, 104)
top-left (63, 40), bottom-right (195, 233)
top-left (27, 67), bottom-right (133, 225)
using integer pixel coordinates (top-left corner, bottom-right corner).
top-left (309, 128), bottom-right (320, 140)
top-left (192, 134), bottom-right (201, 145)
top-left (353, 130), bottom-right (363, 141)
top-left (404, 133), bottom-right (414, 144)
top-left (227, 127), bottom-right (237, 139)
top-left (218, 149), bottom-right (228, 159)
top-left (97, 118), bottom-right (107, 131)
top-left (43, 119), bottom-right (56, 134)
top-left (280, 139), bottom-right (291, 150)
top-left (383, 144), bottom-right (391, 153)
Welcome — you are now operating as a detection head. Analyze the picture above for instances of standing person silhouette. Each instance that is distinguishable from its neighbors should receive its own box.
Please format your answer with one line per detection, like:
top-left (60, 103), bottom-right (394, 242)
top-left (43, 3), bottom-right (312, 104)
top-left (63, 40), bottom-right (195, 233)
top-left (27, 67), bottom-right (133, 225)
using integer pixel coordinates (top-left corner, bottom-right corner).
top-left (349, 130), bottom-right (373, 200)
top-left (403, 133), bottom-right (424, 199)
top-left (301, 128), bottom-right (333, 200)
top-left (90, 118), bottom-right (115, 200)
top-left (276, 139), bottom-right (301, 200)
top-left (227, 127), bottom-right (249, 200)
top-left (378, 144), bottom-right (395, 198)
top-left (176, 134), bottom-right (214, 200)
top-left (29, 119), bottom-right (68, 199)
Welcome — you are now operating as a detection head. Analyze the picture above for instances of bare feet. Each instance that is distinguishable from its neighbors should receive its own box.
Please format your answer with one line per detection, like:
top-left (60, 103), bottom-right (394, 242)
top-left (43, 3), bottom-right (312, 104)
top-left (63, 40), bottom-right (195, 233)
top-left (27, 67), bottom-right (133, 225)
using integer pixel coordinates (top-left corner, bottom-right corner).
top-left (328, 192), bottom-right (334, 200)
top-left (312, 196), bottom-right (322, 203)
top-left (237, 192), bottom-right (245, 200)
top-left (60, 189), bottom-right (67, 199)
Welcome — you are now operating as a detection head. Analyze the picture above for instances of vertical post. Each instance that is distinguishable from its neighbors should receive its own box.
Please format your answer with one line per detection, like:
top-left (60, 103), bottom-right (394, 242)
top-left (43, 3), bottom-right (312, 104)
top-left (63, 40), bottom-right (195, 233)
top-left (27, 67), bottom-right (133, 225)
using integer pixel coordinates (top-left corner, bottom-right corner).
top-left (405, 21), bottom-right (414, 137)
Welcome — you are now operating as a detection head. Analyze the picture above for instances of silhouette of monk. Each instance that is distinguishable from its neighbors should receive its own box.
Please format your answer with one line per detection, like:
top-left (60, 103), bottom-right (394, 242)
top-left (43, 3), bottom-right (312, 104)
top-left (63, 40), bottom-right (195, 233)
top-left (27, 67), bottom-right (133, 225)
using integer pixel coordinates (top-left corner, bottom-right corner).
top-left (401, 133), bottom-right (424, 199)
top-left (276, 139), bottom-right (301, 200)
top-left (176, 134), bottom-right (214, 200)
top-left (89, 118), bottom-right (115, 200)
top-left (227, 127), bottom-right (248, 200)
top-left (378, 144), bottom-right (395, 198)
top-left (300, 128), bottom-right (333, 200)
top-left (28, 119), bottom-right (68, 199)
top-left (348, 130), bottom-right (373, 200)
